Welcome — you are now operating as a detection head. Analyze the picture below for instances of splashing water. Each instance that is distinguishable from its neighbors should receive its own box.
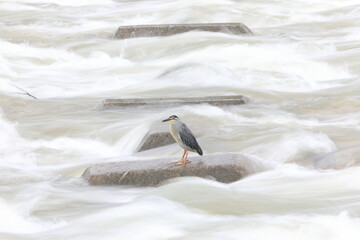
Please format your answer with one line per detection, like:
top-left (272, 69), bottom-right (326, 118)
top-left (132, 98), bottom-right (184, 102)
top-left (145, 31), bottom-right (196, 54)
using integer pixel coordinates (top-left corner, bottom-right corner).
top-left (1, 0), bottom-right (360, 239)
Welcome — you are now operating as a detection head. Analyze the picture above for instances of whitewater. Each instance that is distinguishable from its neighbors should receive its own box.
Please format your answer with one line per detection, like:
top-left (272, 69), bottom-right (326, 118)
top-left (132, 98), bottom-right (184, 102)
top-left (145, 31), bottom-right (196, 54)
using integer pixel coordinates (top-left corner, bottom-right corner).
top-left (1, 0), bottom-right (360, 239)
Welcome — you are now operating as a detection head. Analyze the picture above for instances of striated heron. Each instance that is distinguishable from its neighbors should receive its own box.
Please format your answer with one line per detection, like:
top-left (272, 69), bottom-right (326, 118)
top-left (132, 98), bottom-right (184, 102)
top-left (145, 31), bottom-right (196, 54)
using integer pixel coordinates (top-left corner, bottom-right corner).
top-left (162, 115), bottom-right (203, 165)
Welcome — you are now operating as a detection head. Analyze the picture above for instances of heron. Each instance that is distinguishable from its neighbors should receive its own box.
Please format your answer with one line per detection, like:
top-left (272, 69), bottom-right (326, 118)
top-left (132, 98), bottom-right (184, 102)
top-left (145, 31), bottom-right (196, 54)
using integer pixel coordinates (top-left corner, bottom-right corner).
top-left (162, 115), bottom-right (203, 165)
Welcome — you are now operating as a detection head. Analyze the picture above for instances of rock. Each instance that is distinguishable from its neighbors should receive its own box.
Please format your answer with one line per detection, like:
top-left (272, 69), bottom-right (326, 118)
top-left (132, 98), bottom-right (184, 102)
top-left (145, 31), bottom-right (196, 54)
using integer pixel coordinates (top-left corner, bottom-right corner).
top-left (103, 95), bottom-right (248, 108)
top-left (137, 132), bottom-right (175, 152)
top-left (114, 23), bottom-right (252, 39)
top-left (313, 145), bottom-right (360, 169)
top-left (83, 154), bottom-right (260, 187)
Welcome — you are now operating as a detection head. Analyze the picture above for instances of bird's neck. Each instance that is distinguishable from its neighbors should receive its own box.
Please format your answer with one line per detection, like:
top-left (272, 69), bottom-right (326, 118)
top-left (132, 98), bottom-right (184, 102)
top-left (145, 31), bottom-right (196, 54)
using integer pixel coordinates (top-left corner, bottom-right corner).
top-left (169, 120), bottom-right (177, 139)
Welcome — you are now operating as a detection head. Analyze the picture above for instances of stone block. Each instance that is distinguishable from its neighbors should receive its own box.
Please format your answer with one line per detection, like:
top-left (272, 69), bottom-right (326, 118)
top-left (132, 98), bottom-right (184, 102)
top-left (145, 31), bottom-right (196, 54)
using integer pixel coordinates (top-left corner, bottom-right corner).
top-left (103, 95), bottom-right (248, 108)
top-left (83, 154), bottom-right (259, 187)
top-left (114, 23), bottom-right (252, 39)
top-left (137, 132), bottom-right (175, 152)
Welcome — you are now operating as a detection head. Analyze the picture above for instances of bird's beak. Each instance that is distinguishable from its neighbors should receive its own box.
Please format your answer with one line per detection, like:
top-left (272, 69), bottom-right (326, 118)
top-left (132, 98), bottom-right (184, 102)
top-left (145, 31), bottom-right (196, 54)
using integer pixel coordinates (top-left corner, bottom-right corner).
top-left (162, 118), bottom-right (170, 122)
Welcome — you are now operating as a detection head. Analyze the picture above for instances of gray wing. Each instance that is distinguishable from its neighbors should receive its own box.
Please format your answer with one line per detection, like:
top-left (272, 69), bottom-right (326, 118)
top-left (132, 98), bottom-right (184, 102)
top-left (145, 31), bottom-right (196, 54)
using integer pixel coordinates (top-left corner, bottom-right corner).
top-left (179, 123), bottom-right (203, 155)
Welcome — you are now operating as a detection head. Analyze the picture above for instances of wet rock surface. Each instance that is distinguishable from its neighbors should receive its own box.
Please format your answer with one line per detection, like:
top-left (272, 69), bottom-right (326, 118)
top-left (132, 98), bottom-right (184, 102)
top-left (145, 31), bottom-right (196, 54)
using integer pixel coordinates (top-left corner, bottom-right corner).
top-left (114, 23), bottom-right (252, 39)
top-left (103, 95), bottom-right (248, 108)
top-left (137, 132), bottom-right (175, 152)
top-left (83, 154), bottom-right (260, 187)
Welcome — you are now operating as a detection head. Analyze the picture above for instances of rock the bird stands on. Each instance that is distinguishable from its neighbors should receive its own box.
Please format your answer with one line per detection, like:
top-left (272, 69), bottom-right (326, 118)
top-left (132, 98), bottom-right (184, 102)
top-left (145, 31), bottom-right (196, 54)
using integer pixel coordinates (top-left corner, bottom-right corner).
top-left (82, 154), bottom-right (262, 187)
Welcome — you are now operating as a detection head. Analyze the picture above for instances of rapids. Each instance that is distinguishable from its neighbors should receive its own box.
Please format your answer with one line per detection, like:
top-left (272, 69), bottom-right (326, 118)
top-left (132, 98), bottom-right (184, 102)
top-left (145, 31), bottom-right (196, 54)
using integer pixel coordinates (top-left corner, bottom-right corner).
top-left (1, 0), bottom-right (360, 239)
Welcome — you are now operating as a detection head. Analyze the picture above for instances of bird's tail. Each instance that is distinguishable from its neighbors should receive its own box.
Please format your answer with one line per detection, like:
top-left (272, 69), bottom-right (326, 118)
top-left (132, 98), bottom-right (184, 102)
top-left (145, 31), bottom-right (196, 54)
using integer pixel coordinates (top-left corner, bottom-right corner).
top-left (197, 146), bottom-right (203, 156)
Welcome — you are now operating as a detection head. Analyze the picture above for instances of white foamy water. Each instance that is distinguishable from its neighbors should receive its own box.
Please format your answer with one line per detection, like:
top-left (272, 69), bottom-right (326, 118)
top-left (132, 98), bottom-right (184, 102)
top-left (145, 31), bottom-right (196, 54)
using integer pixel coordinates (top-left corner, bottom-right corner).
top-left (1, 0), bottom-right (360, 239)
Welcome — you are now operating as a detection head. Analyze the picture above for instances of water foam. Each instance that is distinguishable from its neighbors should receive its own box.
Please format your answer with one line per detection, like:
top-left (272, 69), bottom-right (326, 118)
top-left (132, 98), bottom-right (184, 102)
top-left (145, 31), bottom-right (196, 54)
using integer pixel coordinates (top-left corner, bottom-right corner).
top-left (242, 130), bottom-right (336, 163)
top-left (0, 109), bottom-right (33, 164)
top-left (0, 197), bottom-right (64, 234)
top-left (1, 0), bottom-right (360, 239)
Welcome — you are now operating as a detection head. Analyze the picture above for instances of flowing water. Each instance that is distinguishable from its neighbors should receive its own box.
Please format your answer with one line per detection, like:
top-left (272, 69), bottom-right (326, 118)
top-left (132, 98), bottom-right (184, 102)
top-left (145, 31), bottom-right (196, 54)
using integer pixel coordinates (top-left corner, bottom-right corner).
top-left (1, 0), bottom-right (360, 239)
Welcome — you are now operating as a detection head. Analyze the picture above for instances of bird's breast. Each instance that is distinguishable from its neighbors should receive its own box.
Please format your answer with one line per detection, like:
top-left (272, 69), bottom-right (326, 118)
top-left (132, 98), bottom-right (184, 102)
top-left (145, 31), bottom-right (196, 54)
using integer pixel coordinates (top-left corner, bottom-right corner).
top-left (169, 122), bottom-right (193, 151)
top-left (169, 123), bottom-right (179, 142)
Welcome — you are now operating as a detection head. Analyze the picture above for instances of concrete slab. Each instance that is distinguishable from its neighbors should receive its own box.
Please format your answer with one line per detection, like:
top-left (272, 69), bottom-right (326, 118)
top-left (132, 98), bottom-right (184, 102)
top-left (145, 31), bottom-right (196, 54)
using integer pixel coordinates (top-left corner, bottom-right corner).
top-left (137, 132), bottom-right (175, 152)
top-left (83, 154), bottom-right (259, 187)
top-left (103, 95), bottom-right (248, 108)
top-left (114, 23), bottom-right (252, 39)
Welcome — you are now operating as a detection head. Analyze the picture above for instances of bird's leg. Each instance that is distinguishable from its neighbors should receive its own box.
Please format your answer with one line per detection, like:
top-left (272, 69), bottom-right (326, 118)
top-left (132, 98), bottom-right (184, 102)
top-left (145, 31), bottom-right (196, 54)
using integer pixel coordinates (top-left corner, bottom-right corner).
top-left (175, 150), bottom-right (186, 166)
top-left (183, 151), bottom-right (191, 164)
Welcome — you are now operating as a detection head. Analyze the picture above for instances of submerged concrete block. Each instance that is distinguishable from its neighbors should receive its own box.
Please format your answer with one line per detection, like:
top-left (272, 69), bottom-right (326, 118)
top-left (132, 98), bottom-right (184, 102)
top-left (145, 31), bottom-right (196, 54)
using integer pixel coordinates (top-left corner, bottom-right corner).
top-left (103, 95), bottom-right (248, 108)
top-left (314, 145), bottom-right (360, 169)
top-left (114, 23), bottom-right (252, 39)
top-left (137, 132), bottom-right (175, 152)
top-left (83, 154), bottom-right (259, 187)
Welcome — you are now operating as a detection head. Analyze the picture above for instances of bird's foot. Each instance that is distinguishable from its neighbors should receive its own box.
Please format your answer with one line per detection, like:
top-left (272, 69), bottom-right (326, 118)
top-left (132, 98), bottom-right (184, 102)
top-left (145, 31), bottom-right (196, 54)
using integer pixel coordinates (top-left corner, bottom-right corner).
top-left (175, 160), bottom-right (191, 166)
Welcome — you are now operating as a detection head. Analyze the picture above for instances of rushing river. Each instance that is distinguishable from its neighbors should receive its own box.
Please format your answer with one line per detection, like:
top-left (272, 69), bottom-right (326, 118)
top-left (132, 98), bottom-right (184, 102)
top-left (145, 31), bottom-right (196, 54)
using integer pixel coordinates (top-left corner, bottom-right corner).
top-left (1, 0), bottom-right (360, 239)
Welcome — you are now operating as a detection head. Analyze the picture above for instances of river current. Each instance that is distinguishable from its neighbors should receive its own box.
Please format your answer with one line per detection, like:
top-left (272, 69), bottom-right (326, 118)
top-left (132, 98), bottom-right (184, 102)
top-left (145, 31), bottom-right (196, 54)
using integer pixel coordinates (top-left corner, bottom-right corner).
top-left (1, 0), bottom-right (360, 239)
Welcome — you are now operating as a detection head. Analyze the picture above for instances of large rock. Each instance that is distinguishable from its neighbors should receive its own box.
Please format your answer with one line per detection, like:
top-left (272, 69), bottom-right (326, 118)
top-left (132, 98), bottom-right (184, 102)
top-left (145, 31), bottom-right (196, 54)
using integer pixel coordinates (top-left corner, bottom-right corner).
top-left (114, 23), bottom-right (252, 39)
top-left (83, 154), bottom-right (261, 187)
top-left (103, 95), bottom-right (248, 108)
top-left (137, 132), bottom-right (175, 152)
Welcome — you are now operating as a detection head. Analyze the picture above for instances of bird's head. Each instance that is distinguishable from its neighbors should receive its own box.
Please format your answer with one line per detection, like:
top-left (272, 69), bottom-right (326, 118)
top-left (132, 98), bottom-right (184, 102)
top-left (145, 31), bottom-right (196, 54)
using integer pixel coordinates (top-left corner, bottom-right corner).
top-left (162, 115), bottom-right (179, 122)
